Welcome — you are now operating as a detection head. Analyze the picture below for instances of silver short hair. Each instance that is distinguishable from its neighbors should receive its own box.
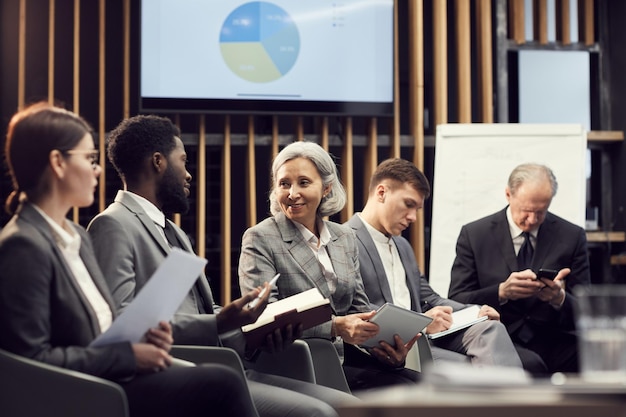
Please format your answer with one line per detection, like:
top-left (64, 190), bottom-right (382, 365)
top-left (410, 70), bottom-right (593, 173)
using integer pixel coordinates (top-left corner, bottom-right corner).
top-left (269, 141), bottom-right (347, 217)
top-left (508, 163), bottom-right (558, 197)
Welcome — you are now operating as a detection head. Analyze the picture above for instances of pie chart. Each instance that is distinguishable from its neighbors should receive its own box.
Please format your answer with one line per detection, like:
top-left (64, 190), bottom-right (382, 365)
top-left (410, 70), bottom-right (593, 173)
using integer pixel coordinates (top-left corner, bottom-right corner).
top-left (220, 2), bottom-right (300, 83)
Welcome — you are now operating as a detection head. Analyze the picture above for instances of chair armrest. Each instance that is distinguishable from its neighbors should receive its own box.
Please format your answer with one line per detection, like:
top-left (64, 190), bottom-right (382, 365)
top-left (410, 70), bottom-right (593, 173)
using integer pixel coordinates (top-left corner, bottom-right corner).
top-left (244, 339), bottom-right (316, 383)
top-left (170, 345), bottom-right (246, 379)
top-left (301, 338), bottom-right (351, 393)
top-left (0, 348), bottom-right (128, 417)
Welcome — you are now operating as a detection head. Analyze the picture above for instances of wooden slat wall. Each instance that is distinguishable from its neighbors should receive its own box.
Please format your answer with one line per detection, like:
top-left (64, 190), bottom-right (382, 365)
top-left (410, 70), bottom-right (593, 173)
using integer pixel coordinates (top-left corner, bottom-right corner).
top-left (10, 0), bottom-right (597, 303)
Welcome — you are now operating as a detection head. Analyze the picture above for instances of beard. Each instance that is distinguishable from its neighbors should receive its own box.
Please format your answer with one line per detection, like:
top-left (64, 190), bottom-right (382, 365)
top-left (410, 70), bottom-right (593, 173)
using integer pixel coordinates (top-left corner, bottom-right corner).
top-left (158, 165), bottom-right (190, 215)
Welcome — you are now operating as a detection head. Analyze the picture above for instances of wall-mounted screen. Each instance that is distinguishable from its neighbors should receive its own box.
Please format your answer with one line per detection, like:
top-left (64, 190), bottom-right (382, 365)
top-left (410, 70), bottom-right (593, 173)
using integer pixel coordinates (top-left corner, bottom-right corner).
top-left (140, 0), bottom-right (395, 116)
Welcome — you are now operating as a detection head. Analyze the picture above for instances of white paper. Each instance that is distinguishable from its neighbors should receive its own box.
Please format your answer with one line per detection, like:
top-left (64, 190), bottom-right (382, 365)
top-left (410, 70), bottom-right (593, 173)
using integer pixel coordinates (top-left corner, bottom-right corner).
top-left (427, 305), bottom-right (488, 340)
top-left (90, 248), bottom-right (207, 347)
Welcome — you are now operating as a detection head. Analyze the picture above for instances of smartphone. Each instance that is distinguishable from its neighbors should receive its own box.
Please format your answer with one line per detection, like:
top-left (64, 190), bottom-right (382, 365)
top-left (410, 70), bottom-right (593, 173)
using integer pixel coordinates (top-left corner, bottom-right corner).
top-left (536, 268), bottom-right (558, 281)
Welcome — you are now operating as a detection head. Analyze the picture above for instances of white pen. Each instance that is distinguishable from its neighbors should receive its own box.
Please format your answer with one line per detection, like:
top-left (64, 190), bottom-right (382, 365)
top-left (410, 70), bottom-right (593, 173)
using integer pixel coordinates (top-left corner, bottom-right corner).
top-left (247, 273), bottom-right (280, 309)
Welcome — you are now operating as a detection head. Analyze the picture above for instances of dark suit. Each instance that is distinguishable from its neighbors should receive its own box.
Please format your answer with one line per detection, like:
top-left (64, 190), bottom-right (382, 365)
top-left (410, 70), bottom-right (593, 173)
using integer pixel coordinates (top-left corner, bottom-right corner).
top-left (0, 203), bottom-right (257, 417)
top-left (88, 191), bottom-right (354, 417)
top-left (448, 207), bottom-right (590, 373)
top-left (239, 213), bottom-right (421, 391)
top-left (346, 215), bottom-right (522, 368)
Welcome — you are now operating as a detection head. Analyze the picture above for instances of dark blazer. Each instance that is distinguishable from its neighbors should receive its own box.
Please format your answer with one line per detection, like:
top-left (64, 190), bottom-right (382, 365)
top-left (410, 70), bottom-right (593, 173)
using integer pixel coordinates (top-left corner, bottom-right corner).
top-left (0, 203), bottom-right (135, 381)
top-left (238, 212), bottom-right (371, 339)
top-left (346, 215), bottom-right (466, 313)
top-left (87, 191), bottom-right (230, 348)
top-left (448, 207), bottom-right (590, 337)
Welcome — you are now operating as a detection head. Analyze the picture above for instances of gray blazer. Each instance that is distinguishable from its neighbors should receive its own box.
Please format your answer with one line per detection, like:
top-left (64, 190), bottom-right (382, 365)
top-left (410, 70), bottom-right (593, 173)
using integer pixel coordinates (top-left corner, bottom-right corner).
top-left (346, 215), bottom-right (466, 313)
top-left (88, 190), bottom-right (230, 348)
top-left (238, 212), bottom-right (371, 339)
top-left (0, 203), bottom-right (136, 380)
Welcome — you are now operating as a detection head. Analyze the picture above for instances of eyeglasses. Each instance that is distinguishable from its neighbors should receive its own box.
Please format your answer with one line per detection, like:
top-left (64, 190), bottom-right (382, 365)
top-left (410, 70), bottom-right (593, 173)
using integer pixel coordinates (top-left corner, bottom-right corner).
top-left (64, 149), bottom-right (100, 168)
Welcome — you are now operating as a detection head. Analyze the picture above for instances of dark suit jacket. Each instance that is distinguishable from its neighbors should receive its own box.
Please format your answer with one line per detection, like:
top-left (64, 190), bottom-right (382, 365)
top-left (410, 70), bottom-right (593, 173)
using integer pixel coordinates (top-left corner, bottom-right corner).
top-left (346, 215), bottom-right (466, 313)
top-left (0, 203), bottom-right (135, 381)
top-left (238, 212), bottom-right (371, 339)
top-left (87, 191), bottom-right (235, 349)
top-left (448, 207), bottom-right (590, 337)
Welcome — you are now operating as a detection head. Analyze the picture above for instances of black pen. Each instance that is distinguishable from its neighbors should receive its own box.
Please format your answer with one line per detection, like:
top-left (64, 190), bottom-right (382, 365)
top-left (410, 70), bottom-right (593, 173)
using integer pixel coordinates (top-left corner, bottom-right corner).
top-left (247, 273), bottom-right (280, 309)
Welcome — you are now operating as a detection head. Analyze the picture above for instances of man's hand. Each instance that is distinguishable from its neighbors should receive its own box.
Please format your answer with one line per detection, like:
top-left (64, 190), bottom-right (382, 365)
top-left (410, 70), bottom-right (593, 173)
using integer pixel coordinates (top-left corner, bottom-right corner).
top-left (370, 333), bottom-right (420, 368)
top-left (498, 269), bottom-right (544, 302)
top-left (537, 268), bottom-right (570, 307)
top-left (424, 306), bottom-right (453, 334)
top-left (216, 283), bottom-right (270, 333)
top-left (478, 305), bottom-right (500, 321)
top-left (333, 311), bottom-right (379, 345)
top-left (258, 323), bottom-right (304, 354)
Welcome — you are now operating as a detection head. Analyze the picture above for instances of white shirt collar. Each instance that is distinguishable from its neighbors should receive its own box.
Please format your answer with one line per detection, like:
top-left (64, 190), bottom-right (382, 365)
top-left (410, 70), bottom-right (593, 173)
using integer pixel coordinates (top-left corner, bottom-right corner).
top-left (357, 213), bottom-right (392, 245)
top-left (506, 205), bottom-right (536, 240)
top-left (122, 190), bottom-right (167, 227)
top-left (32, 204), bottom-right (80, 251)
top-left (293, 218), bottom-right (331, 247)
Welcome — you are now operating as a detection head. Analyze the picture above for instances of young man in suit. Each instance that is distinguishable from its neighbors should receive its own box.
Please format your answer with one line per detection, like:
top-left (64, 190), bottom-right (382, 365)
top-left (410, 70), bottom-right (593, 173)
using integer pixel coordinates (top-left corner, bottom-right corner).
top-left (448, 163), bottom-right (590, 375)
top-left (346, 158), bottom-right (523, 369)
top-left (87, 115), bottom-right (356, 417)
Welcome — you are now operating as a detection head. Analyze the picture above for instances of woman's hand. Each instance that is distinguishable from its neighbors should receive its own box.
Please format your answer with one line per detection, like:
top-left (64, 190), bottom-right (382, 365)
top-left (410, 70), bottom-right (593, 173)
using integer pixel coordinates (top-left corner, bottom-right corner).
top-left (133, 321), bottom-right (173, 373)
top-left (144, 321), bottom-right (173, 352)
top-left (333, 311), bottom-right (379, 345)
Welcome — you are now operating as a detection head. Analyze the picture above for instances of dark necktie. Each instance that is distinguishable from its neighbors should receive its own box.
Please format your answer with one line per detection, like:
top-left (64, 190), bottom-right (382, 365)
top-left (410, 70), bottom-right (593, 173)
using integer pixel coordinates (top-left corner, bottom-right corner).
top-left (517, 232), bottom-right (534, 270)
top-left (163, 221), bottom-right (183, 249)
top-left (163, 221), bottom-right (208, 314)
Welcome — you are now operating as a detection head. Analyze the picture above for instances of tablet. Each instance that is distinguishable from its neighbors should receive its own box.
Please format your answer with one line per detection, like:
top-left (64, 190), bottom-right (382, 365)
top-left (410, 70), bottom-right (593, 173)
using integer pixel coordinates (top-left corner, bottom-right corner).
top-left (361, 303), bottom-right (433, 348)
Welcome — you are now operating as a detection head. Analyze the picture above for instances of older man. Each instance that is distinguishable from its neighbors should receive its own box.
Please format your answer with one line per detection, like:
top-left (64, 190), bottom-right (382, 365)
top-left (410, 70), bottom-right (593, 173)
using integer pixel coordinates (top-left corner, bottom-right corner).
top-left (448, 163), bottom-right (590, 375)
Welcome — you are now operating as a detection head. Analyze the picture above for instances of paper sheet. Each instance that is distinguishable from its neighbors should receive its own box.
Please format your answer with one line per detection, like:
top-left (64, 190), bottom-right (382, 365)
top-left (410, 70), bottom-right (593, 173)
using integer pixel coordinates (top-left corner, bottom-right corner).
top-left (90, 248), bottom-right (207, 347)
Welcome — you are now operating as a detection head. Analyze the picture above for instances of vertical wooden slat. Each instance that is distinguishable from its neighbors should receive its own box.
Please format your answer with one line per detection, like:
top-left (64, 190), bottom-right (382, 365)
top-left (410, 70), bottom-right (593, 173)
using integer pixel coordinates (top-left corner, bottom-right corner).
top-left (73, 0), bottom-right (80, 113)
top-left (476, 0), bottom-right (493, 123)
top-left (296, 116), bottom-right (304, 141)
top-left (409, 0), bottom-right (426, 269)
top-left (72, 0), bottom-right (80, 223)
top-left (196, 116), bottom-right (206, 258)
top-left (390, 0), bottom-right (400, 158)
top-left (98, 0), bottom-right (106, 213)
top-left (509, 0), bottom-right (525, 43)
top-left (48, 0), bottom-right (55, 103)
top-left (340, 118), bottom-right (353, 223)
top-left (556, 0), bottom-right (571, 44)
top-left (123, 0), bottom-right (130, 118)
top-left (271, 115), bottom-right (279, 158)
top-left (18, 0), bottom-right (26, 110)
top-left (456, 0), bottom-right (472, 123)
top-left (246, 115), bottom-right (257, 227)
top-left (364, 118), bottom-right (378, 207)
top-left (580, 0), bottom-right (594, 45)
top-left (533, 0), bottom-right (548, 44)
top-left (320, 117), bottom-right (329, 151)
top-left (433, 0), bottom-right (448, 127)
top-left (221, 116), bottom-right (232, 304)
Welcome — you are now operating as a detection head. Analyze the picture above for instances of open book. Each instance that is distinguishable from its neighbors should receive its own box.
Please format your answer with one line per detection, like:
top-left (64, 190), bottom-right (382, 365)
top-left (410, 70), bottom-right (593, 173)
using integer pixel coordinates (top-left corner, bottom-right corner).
top-left (361, 303), bottom-right (433, 348)
top-left (427, 305), bottom-right (488, 340)
top-left (242, 288), bottom-right (332, 349)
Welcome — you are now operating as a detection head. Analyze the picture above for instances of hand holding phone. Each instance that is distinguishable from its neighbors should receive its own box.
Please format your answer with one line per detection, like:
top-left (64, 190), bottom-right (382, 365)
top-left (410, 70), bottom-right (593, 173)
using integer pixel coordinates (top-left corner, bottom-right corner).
top-left (247, 273), bottom-right (280, 309)
top-left (535, 268), bottom-right (558, 281)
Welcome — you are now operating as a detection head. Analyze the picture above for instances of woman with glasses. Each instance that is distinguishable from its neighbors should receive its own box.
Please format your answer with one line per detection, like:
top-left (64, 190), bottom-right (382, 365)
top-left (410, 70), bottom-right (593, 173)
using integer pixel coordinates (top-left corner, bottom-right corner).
top-left (0, 102), bottom-right (258, 417)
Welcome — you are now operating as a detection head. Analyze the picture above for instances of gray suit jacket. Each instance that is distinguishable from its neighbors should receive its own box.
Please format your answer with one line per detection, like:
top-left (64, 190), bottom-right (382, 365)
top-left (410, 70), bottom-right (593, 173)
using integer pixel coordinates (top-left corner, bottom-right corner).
top-left (449, 208), bottom-right (590, 337)
top-left (0, 203), bottom-right (135, 380)
top-left (346, 215), bottom-right (466, 313)
top-left (88, 190), bottom-right (237, 349)
top-left (238, 212), bottom-right (371, 339)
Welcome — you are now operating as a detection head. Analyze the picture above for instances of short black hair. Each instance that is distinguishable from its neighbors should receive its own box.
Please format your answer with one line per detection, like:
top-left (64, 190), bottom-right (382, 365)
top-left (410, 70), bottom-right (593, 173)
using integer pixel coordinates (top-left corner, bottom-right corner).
top-left (107, 115), bottom-right (181, 183)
